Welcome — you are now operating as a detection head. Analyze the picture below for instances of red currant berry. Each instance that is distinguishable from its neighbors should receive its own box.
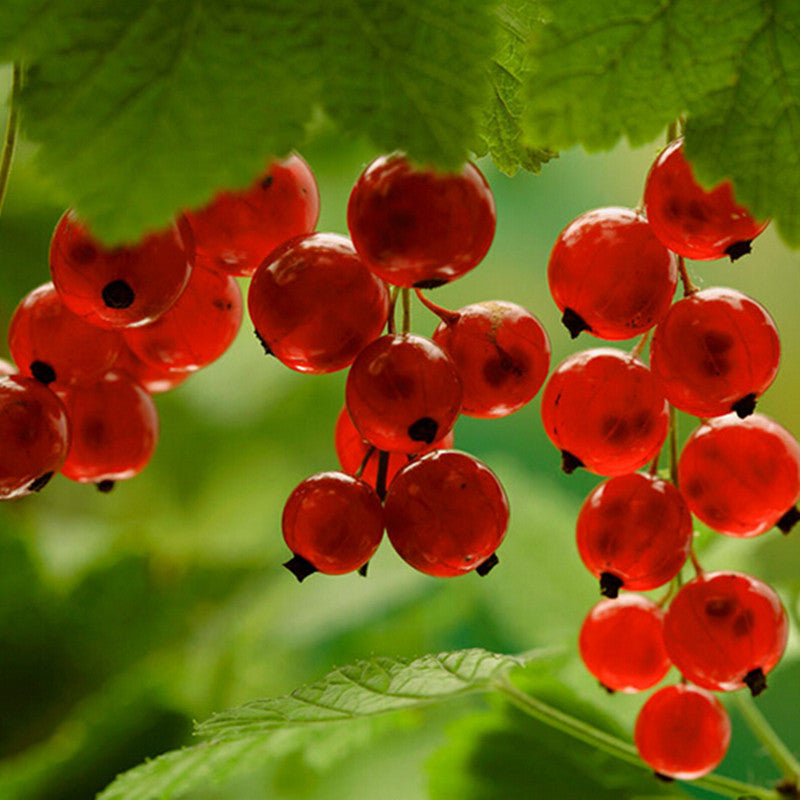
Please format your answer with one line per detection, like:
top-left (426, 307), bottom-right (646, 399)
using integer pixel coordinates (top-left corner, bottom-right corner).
top-left (282, 471), bottom-right (384, 580)
top-left (429, 298), bottom-right (550, 418)
top-left (678, 414), bottom-right (800, 537)
top-left (186, 153), bottom-right (320, 277)
top-left (347, 153), bottom-right (496, 288)
top-left (384, 450), bottom-right (508, 577)
top-left (663, 571), bottom-right (788, 695)
top-left (56, 372), bottom-right (159, 484)
top-left (548, 207), bottom-right (677, 340)
top-left (345, 333), bottom-right (462, 454)
top-left (0, 358), bottom-right (15, 375)
top-left (576, 472), bottom-right (692, 597)
top-left (248, 233), bottom-right (390, 374)
top-left (634, 684), bottom-right (730, 779)
top-left (650, 287), bottom-right (779, 418)
top-left (9, 282), bottom-right (123, 386)
top-left (540, 348), bottom-right (669, 476)
top-left (0, 375), bottom-right (70, 498)
top-left (643, 137), bottom-right (768, 261)
top-left (579, 595), bottom-right (671, 692)
top-left (50, 210), bottom-right (194, 328)
top-left (112, 344), bottom-right (192, 394)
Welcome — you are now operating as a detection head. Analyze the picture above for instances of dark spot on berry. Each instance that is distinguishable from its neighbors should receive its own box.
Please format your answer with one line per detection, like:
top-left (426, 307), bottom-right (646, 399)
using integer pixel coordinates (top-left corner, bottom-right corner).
top-left (744, 667), bottom-right (768, 696)
top-left (687, 200), bottom-right (708, 223)
top-left (733, 610), bottom-right (755, 636)
top-left (283, 553), bottom-right (317, 582)
top-left (213, 298), bottom-right (233, 311)
top-left (777, 506), bottom-right (800, 534)
top-left (562, 307), bottom-right (590, 339)
top-left (413, 278), bottom-right (448, 290)
top-left (82, 417), bottom-right (106, 447)
top-left (732, 393), bottom-right (757, 418)
top-left (102, 280), bottom-right (135, 309)
top-left (601, 415), bottom-right (629, 443)
top-left (261, 175), bottom-right (274, 190)
top-left (705, 597), bottom-right (735, 617)
top-left (96, 480), bottom-right (115, 493)
top-left (700, 331), bottom-right (733, 377)
top-left (28, 472), bottom-right (54, 493)
top-left (599, 572), bottom-right (623, 598)
top-left (408, 417), bottom-right (438, 444)
top-left (561, 450), bottom-right (583, 475)
top-left (70, 241), bottom-right (97, 263)
top-left (254, 329), bottom-right (273, 355)
top-left (476, 553), bottom-right (499, 576)
top-left (726, 240), bottom-right (753, 261)
top-left (30, 360), bottom-right (56, 385)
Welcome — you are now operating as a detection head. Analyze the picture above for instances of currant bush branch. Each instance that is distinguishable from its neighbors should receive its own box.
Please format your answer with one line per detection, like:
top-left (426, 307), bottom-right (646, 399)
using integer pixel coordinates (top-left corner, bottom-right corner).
top-left (0, 62), bottom-right (21, 219)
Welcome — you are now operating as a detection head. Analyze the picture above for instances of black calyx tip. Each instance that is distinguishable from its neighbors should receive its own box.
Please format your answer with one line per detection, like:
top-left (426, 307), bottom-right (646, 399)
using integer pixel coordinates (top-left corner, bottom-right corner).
top-left (253, 329), bottom-right (273, 356)
top-left (600, 682), bottom-right (615, 695)
top-left (408, 416), bottom-right (439, 444)
top-left (102, 279), bottom-right (135, 309)
top-left (725, 240), bottom-right (753, 261)
top-left (358, 562), bottom-right (369, 577)
top-left (732, 393), bottom-right (757, 418)
top-left (777, 506), bottom-right (800, 534)
top-left (30, 360), bottom-right (56, 385)
top-left (653, 772), bottom-right (675, 784)
top-left (261, 175), bottom-right (274, 190)
top-left (744, 667), bottom-right (768, 696)
top-left (96, 480), bottom-right (115, 493)
top-left (283, 554), bottom-right (317, 583)
top-left (560, 450), bottom-right (584, 475)
top-left (561, 307), bottom-right (590, 339)
top-left (600, 572), bottom-right (623, 598)
top-left (28, 472), bottom-right (54, 493)
top-left (776, 779), bottom-right (800, 798)
top-left (476, 553), bottom-right (499, 576)
top-left (412, 279), bottom-right (448, 290)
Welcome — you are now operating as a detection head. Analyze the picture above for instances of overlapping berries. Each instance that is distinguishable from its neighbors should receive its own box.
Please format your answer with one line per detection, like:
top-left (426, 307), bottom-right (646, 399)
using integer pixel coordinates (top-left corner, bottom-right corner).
top-left (546, 135), bottom-right (794, 781)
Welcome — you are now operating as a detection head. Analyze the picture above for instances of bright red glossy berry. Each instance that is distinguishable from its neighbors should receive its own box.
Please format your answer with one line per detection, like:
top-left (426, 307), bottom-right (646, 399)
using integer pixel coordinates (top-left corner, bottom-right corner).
top-left (0, 375), bottom-right (70, 498)
top-left (579, 595), bottom-right (671, 692)
top-left (282, 471), bottom-right (384, 580)
top-left (430, 299), bottom-right (550, 418)
top-left (9, 282), bottom-right (122, 387)
top-left (635, 684), bottom-right (730, 779)
top-left (347, 153), bottom-right (496, 288)
top-left (678, 414), bottom-right (800, 537)
top-left (663, 571), bottom-right (788, 695)
top-left (548, 207), bottom-right (678, 340)
top-left (112, 344), bottom-right (192, 394)
top-left (576, 472), bottom-right (692, 597)
top-left (0, 358), bottom-right (15, 375)
top-left (56, 372), bottom-right (159, 484)
top-left (540, 348), bottom-right (669, 476)
top-left (650, 287), bottom-right (779, 418)
top-left (644, 137), bottom-right (769, 261)
top-left (186, 153), bottom-right (320, 277)
top-left (248, 232), bottom-right (390, 374)
top-left (124, 263), bottom-right (242, 373)
top-left (384, 450), bottom-right (508, 577)
top-left (50, 210), bottom-right (194, 328)
top-left (345, 333), bottom-right (462, 454)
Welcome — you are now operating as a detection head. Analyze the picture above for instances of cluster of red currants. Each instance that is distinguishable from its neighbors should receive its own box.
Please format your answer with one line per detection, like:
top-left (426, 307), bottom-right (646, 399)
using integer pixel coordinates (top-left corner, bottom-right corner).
top-left (543, 137), bottom-right (798, 780)
top-left (0, 154), bottom-right (320, 497)
top-left (257, 154), bottom-right (552, 581)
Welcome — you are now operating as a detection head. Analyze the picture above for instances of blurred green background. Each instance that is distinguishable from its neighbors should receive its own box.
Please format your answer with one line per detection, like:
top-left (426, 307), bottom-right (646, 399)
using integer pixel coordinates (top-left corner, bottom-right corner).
top-left (1, 63), bottom-right (800, 799)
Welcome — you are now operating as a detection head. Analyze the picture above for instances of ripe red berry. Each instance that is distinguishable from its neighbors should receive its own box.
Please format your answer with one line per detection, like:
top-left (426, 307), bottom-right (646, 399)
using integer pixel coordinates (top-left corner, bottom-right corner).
top-left (0, 358), bottom-right (15, 375)
top-left (576, 472), bottom-right (692, 597)
top-left (186, 153), bottom-right (320, 277)
top-left (345, 333), bottom-right (462, 454)
top-left (384, 450), bottom-right (508, 577)
top-left (540, 348), bottom-right (669, 476)
top-left (579, 595), bottom-right (671, 692)
top-left (678, 414), bottom-right (800, 537)
top-left (0, 375), bottom-right (70, 498)
top-left (643, 137), bottom-right (768, 261)
top-left (634, 684), bottom-right (730, 779)
top-left (112, 344), bottom-right (192, 394)
top-left (282, 471), bottom-right (384, 579)
top-left (347, 153), bottom-right (496, 288)
top-left (50, 210), bottom-right (194, 328)
top-left (547, 207), bottom-right (677, 339)
top-left (650, 287), bottom-right (779, 419)
top-left (663, 571), bottom-right (788, 695)
top-left (248, 232), bottom-right (390, 374)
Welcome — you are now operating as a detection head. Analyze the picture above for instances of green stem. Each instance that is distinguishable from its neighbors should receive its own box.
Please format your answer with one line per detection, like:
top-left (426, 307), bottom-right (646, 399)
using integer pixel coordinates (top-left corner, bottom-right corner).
top-left (668, 404), bottom-right (678, 487)
top-left (494, 674), bottom-right (779, 799)
top-left (401, 288), bottom-right (411, 333)
top-left (0, 63), bottom-right (22, 219)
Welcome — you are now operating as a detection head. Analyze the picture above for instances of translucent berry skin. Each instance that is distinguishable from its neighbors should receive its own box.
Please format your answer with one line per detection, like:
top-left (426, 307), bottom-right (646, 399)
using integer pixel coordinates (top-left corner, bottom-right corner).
top-left (345, 333), bottom-right (462, 454)
top-left (679, 414), bottom-right (800, 537)
top-left (334, 406), bottom-right (454, 490)
top-left (186, 153), bottom-right (320, 277)
top-left (347, 153), bottom-right (496, 288)
top-left (664, 571), bottom-right (788, 693)
top-left (644, 137), bottom-right (769, 260)
top-left (650, 287), bottom-right (779, 418)
top-left (124, 264), bottom-right (242, 373)
top-left (540, 348), bottom-right (669, 476)
top-left (635, 684), bottom-right (730, 779)
top-left (0, 359), bottom-right (15, 375)
top-left (384, 450), bottom-right (508, 577)
top-left (248, 232), bottom-right (390, 374)
top-left (282, 471), bottom-right (384, 575)
top-left (0, 375), bottom-right (70, 499)
top-left (50, 210), bottom-right (194, 328)
top-left (576, 473), bottom-right (692, 592)
top-left (9, 282), bottom-right (122, 386)
top-left (579, 595), bottom-right (671, 692)
top-left (112, 344), bottom-right (192, 394)
top-left (548, 207), bottom-right (678, 340)
top-left (431, 300), bottom-right (550, 418)
top-left (56, 372), bottom-right (159, 483)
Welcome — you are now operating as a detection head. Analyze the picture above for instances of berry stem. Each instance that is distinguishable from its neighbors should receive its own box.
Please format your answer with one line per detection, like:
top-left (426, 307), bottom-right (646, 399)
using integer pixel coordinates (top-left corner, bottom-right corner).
top-left (630, 329), bottom-right (651, 360)
top-left (375, 450), bottom-right (390, 501)
top-left (414, 288), bottom-right (460, 326)
top-left (677, 255), bottom-right (698, 297)
top-left (0, 63), bottom-right (22, 220)
top-left (355, 445), bottom-right (376, 479)
top-left (668, 405), bottom-right (679, 487)
top-left (401, 288), bottom-right (411, 334)
top-left (387, 287), bottom-right (400, 335)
